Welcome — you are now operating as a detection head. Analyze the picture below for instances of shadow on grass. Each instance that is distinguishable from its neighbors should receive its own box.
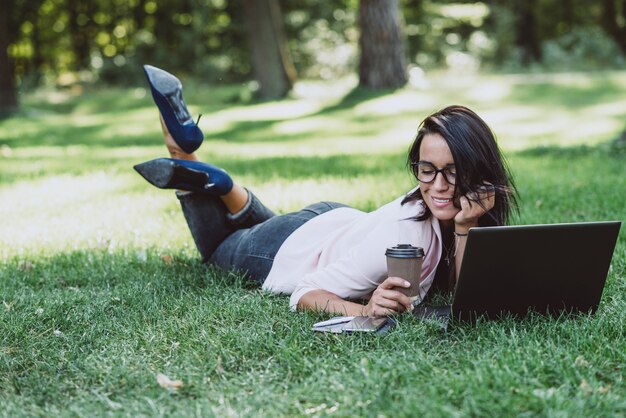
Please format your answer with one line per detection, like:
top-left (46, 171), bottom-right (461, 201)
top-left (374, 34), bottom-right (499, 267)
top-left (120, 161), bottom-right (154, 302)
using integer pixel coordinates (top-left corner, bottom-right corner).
top-left (508, 77), bottom-right (626, 108)
top-left (202, 86), bottom-right (399, 143)
top-left (2, 86), bottom-right (399, 148)
top-left (0, 126), bottom-right (161, 149)
top-left (313, 86), bottom-right (399, 115)
top-left (224, 152), bottom-right (406, 179)
top-left (19, 88), bottom-right (149, 116)
top-left (512, 143), bottom-right (626, 159)
top-left (18, 81), bottom-right (245, 117)
top-left (0, 150), bottom-right (407, 185)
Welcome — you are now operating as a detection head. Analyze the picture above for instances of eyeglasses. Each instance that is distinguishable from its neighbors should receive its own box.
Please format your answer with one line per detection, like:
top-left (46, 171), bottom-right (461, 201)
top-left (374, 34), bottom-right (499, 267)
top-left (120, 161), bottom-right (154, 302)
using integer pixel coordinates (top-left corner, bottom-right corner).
top-left (411, 162), bottom-right (457, 185)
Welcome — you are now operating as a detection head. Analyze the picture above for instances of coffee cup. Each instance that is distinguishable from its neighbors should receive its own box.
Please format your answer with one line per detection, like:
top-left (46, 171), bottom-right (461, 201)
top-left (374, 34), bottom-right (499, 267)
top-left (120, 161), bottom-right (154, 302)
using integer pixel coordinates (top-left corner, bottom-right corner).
top-left (385, 244), bottom-right (425, 302)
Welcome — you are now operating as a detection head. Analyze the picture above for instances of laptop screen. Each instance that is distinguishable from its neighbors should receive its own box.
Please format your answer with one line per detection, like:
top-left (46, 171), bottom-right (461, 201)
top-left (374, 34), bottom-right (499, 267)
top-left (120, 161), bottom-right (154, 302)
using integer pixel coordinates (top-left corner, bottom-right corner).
top-left (450, 221), bottom-right (621, 321)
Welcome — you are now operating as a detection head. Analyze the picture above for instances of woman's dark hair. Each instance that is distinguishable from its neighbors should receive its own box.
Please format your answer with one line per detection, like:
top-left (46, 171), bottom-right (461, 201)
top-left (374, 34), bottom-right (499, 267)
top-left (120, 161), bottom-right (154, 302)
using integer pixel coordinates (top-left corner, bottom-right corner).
top-left (403, 105), bottom-right (518, 226)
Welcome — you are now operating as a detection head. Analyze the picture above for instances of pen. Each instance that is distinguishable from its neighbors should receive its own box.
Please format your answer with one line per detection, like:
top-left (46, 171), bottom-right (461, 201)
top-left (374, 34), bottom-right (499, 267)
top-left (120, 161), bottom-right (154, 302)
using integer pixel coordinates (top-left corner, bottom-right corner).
top-left (313, 316), bottom-right (355, 328)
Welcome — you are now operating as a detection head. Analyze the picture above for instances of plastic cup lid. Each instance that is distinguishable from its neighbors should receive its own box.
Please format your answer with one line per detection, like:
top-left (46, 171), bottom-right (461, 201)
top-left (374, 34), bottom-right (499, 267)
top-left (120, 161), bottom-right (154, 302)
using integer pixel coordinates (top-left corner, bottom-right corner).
top-left (385, 244), bottom-right (424, 258)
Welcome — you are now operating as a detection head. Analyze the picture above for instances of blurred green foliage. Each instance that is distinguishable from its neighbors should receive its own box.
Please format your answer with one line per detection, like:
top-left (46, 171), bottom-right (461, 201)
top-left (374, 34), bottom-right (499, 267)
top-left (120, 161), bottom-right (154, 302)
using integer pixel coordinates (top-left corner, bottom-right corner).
top-left (6, 0), bottom-right (626, 89)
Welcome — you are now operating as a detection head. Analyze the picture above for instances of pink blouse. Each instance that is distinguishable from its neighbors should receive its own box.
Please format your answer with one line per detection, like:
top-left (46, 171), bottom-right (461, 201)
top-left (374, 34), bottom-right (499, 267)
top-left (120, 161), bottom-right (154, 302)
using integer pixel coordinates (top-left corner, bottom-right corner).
top-left (262, 190), bottom-right (443, 310)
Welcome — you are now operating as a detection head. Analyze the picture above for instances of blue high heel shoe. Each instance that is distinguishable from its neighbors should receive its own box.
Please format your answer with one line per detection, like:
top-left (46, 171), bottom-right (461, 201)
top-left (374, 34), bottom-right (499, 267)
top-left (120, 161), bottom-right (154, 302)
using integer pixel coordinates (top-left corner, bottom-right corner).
top-left (143, 65), bottom-right (204, 154)
top-left (134, 158), bottom-right (233, 196)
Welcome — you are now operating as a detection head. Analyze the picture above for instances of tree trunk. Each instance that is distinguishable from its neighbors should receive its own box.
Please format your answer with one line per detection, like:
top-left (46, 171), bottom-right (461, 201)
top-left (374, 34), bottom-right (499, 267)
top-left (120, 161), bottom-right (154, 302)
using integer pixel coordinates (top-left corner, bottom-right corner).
top-left (30, 13), bottom-right (44, 86)
top-left (243, 0), bottom-right (296, 99)
top-left (67, 0), bottom-right (92, 70)
top-left (133, 0), bottom-right (147, 32)
top-left (514, 0), bottom-right (540, 64)
top-left (602, 0), bottom-right (618, 39)
top-left (358, 0), bottom-right (408, 89)
top-left (622, 0), bottom-right (626, 54)
top-left (0, 8), bottom-right (18, 116)
top-left (602, 0), bottom-right (626, 54)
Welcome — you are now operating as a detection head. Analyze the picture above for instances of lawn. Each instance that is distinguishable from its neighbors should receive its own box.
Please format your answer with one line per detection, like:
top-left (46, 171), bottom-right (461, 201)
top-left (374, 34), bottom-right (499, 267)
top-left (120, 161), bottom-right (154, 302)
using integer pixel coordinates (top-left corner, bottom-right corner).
top-left (1, 71), bottom-right (625, 417)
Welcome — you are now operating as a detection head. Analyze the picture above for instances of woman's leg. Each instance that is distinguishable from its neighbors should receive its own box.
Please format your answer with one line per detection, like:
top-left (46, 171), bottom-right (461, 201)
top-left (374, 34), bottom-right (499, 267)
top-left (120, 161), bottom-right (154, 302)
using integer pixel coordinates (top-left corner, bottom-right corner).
top-left (211, 201), bottom-right (349, 284)
top-left (160, 115), bottom-right (275, 261)
top-left (177, 190), bottom-right (274, 262)
top-left (160, 115), bottom-right (249, 214)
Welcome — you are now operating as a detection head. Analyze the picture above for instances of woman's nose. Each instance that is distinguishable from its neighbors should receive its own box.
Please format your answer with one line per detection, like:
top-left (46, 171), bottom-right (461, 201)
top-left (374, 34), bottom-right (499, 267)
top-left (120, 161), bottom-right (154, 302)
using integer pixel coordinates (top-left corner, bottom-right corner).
top-left (432, 171), bottom-right (450, 190)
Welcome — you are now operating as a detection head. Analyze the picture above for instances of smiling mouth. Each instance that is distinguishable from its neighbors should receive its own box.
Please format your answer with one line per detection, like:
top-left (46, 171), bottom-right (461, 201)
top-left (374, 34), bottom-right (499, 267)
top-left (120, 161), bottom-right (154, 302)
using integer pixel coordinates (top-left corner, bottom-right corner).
top-left (432, 197), bottom-right (452, 204)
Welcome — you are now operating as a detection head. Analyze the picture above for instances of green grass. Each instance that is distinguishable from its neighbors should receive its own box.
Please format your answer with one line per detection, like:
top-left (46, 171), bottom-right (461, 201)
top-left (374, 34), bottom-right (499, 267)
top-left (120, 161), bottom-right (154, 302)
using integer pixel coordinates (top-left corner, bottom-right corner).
top-left (1, 71), bottom-right (625, 417)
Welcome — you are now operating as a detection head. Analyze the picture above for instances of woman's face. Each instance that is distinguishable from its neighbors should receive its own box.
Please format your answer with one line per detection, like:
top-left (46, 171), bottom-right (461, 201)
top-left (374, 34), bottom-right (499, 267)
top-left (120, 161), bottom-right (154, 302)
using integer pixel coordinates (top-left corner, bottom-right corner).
top-left (418, 133), bottom-right (460, 227)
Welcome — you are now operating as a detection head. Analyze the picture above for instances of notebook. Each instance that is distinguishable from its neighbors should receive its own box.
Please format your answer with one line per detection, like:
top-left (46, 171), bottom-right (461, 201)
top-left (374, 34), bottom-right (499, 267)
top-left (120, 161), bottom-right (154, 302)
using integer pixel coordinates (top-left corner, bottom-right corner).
top-left (414, 221), bottom-right (622, 323)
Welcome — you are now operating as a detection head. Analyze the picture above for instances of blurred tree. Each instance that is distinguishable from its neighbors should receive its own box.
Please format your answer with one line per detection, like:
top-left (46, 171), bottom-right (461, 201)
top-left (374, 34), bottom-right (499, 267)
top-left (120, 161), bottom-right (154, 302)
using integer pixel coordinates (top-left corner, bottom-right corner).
top-left (358, 0), bottom-right (407, 88)
top-left (132, 0), bottom-right (148, 32)
top-left (602, 0), bottom-right (626, 54)
top-left (4, 0), bottom-right (626, 105)
top-left (282, 1), bottom-right (357, 79)
top-left (513, 0), bottom-right (540, 64)
top-left (242, 0), bottom-right (296, 99)
top-left (67, 0), bottom-right (96, 70)
top-left (0, 10), bottom-right (15, 116)
top-left (1, 0), bottom-right (36, 116)
top-left (153, 0), bottom-right (184, 61)
top-left (402, 0), bottom-right (424, 67)
top-left (28, 1), bottom-right (45, 85)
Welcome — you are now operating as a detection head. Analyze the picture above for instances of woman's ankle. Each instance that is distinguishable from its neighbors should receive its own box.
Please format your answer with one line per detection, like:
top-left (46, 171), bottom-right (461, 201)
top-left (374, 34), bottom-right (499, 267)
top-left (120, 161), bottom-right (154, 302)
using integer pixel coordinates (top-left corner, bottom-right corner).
top-left (167, 145), bottom-right (198, 161)
top-left (220, 184), bottom-right (249, 214)
top-left (160, 114), bottom-right (198, 161)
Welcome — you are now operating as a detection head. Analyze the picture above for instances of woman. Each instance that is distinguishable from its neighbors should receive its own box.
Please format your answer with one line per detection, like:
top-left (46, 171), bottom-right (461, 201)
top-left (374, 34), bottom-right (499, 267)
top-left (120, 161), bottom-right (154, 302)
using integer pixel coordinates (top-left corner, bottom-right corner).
top-left (135, 65), bottom-right (518, 317)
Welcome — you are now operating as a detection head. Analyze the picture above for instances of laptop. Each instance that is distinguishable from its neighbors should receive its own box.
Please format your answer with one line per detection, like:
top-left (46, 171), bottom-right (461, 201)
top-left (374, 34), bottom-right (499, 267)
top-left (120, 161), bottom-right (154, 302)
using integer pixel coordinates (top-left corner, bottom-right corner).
top-left (413, 221), bottom-right (622, 323)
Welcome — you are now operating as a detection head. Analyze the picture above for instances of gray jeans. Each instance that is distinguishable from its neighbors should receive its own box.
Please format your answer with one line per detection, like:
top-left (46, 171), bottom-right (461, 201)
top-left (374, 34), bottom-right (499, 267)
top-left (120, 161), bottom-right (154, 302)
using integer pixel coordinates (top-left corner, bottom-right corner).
top-left (177, 190), bottom-right (347, 284)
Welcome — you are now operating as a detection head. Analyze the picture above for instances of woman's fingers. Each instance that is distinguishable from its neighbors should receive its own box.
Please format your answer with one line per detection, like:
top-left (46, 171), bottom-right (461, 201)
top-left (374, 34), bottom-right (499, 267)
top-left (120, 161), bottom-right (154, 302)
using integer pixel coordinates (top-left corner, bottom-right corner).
top-left (459, 195), bottom-right (471, 211)
top-left (382, 278), bottom-right (413, 310)
top-left (467, 188), bottom-right (494, 204)
top-left (368, 301), bottom-right (402, 317)
top-left (455, 183), bottom-right (497, 228)
top-left (477, 181), bottom-right (495, 194)
top-left (377, 289), bottom-right (412, 309)
top-left (380, 276), bottom-right (410, 290)
top-left (366, 277), bottom-right (416, 316)
top-left (477, 182), bottom-right (496, 210)
top-left (370, 282), bottom-right (413, 312)
top-left (368, 306), bottom-right (395, 317)
top-left (461, 189), bottom-right (494, 216)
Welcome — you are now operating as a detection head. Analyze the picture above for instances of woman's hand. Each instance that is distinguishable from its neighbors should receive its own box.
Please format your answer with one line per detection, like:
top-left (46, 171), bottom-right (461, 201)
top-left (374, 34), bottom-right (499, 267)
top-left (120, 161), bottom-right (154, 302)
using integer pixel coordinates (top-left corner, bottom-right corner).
top-left (364, 277), bottom-right (413, 317)
top-left (454, 183), bottom-right (496, 231)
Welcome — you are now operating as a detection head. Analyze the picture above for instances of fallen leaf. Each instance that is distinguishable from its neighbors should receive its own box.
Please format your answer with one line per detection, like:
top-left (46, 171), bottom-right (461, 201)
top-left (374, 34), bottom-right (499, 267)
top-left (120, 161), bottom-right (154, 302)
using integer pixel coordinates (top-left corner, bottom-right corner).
top-left (574, 355), bottom-right (589, 367)
top-left (156, 373), bottom-right (183, 389)
top-left (161, 255), bottom-right (173, 264)
top-left (19, 261), bottom-right (34, 271)
top-left (597, 385), bottom-right (611, 394)
top-left (532, 388), bottom-right (556, 399)
top-left (580, 379), bottom-right (592, 393)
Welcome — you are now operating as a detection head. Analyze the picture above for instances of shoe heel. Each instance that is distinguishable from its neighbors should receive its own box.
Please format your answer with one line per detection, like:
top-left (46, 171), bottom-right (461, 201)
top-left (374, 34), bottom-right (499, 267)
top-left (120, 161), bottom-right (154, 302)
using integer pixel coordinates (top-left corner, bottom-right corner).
top-left (134, 158), bottom-right (232, 195)
top-left (172, 164), bottom-right (211, 189)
